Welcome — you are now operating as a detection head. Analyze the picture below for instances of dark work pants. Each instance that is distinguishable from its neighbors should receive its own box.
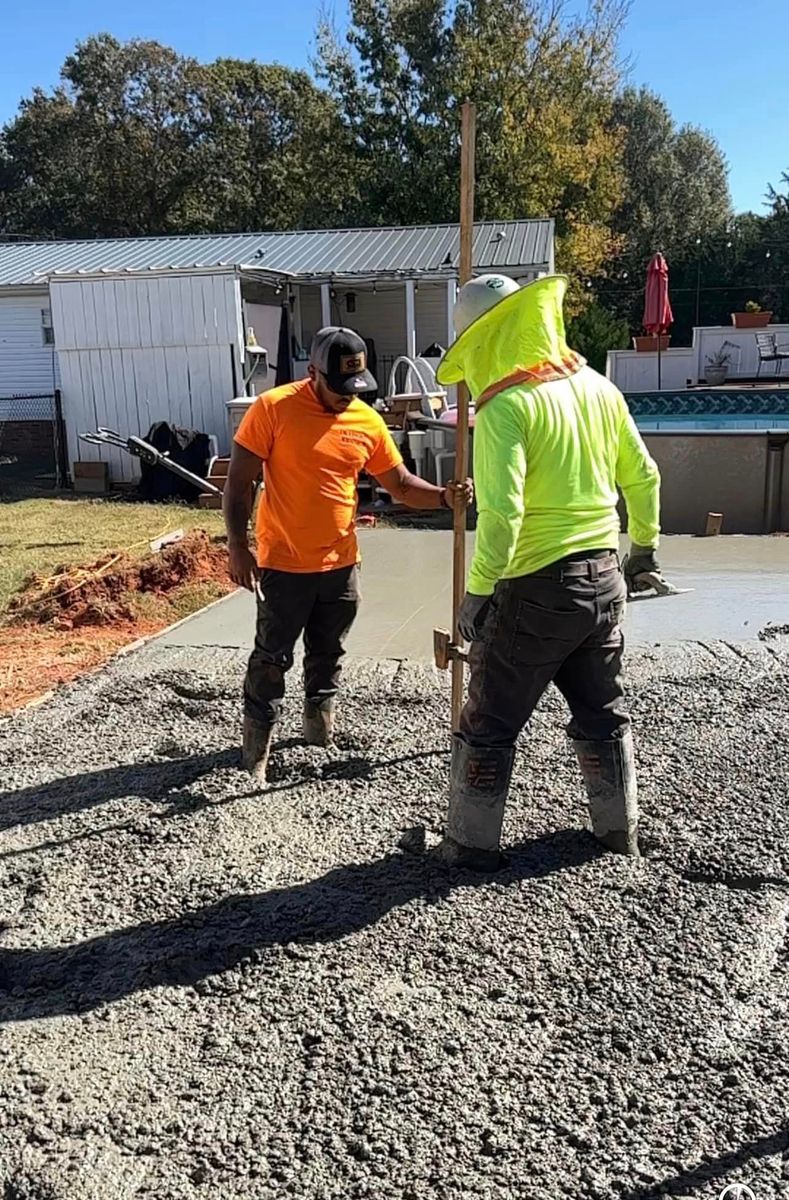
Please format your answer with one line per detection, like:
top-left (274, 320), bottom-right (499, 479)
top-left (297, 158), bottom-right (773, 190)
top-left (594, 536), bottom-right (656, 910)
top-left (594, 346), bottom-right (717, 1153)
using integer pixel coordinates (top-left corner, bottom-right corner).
top-left (244, 566), bottom-right (361, 726)
top-left (460, 553), bottom-right (630, 749)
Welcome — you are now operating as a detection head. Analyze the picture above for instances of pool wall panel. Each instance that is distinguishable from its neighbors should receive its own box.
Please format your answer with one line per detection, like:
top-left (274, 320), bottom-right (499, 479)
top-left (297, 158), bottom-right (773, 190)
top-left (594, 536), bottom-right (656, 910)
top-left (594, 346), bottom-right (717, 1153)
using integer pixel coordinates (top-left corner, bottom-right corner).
top-left (640, 434), bottom-right (769, 535)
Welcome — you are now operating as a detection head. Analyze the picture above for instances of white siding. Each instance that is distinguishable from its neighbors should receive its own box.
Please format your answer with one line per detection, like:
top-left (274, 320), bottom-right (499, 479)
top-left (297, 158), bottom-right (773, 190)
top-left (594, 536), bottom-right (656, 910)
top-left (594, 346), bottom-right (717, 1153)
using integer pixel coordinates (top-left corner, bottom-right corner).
top-left (51, 273), bottom-right (243, 349)
top-left (605, 348), bottom-right (695, 392)
top-left (50, 273), bottom-right (245, 481)
top-left (0, 291), bottom-right (59, 396)
top-left (606, 324), bottom-right (789, 392)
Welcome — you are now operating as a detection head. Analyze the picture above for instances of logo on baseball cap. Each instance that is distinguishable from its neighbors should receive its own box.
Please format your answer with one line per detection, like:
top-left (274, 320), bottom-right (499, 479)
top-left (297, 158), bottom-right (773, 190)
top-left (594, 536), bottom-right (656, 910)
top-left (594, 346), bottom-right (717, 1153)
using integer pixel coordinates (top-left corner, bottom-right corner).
top-left (310, 327), bottom-right (377, 396)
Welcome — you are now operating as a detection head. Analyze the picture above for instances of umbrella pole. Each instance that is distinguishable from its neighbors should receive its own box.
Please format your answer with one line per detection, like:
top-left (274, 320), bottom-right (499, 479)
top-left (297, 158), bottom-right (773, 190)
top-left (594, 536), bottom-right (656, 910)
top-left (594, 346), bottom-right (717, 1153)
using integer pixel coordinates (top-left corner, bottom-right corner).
top-left (657, 333), bottom-right (662, 390)
top-left (450, 101), bottom-right (476, 732)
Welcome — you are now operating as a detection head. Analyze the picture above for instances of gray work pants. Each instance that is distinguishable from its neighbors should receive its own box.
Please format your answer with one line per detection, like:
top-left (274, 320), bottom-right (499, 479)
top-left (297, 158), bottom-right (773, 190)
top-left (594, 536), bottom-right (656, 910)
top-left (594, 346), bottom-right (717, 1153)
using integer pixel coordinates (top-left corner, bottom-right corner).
top-left (460, 552), bottom-right (629, 749)
top-left (244, 565), bottom-right (361, 726)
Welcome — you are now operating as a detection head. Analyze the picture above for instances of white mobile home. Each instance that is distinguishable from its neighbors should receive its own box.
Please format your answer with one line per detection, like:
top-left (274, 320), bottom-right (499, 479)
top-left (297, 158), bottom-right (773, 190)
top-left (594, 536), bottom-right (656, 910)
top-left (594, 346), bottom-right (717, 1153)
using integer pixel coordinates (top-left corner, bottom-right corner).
top-left (0, 221), bottom-right (554, 482)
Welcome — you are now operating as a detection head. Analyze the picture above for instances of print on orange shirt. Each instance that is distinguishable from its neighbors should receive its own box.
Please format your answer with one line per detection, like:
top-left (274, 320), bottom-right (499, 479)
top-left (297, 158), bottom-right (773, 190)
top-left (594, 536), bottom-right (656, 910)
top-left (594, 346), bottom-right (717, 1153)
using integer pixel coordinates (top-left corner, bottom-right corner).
top-left (234, 378), bottom-right (403, 573)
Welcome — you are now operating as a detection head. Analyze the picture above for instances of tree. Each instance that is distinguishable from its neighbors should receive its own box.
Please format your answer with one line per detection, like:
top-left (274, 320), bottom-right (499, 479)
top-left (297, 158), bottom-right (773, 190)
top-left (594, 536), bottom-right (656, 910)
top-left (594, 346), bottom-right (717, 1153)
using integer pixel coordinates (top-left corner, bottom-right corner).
top-left (567, 301), bottom-right (629, 372)
top-left (0, 35), bottom-right (356, 239)
top-left (604, 88), bottom-right (731, 308)
top-left (317, 0), bottom-right (630, 296)
top-left (196, 60), bottom-right (358, 232)
top-left (767, 168), bottom-right (789, 217)
top-left (316, 0), bottom-right (455, 226)
top-left (0, 35), bottom-right (207, 238)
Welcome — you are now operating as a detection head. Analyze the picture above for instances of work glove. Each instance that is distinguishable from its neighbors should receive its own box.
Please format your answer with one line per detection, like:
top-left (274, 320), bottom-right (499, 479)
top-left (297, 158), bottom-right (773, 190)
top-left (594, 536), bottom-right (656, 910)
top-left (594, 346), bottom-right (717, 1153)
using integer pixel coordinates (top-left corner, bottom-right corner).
top-left (624, 545), bottom-right (674, 596)
top-left (458, 592), bottom-right (491, 643)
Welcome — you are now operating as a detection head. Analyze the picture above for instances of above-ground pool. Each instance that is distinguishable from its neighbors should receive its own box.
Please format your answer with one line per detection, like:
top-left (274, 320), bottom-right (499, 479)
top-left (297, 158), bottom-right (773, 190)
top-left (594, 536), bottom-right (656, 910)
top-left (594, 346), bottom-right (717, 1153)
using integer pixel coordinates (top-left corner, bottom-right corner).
top-left (635, 413), bottom-right (789, 432)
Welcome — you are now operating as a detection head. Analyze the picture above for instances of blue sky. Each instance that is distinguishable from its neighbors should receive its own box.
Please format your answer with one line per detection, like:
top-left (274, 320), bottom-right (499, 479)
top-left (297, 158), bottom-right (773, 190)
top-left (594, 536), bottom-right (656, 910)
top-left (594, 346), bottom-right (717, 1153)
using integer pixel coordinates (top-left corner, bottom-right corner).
top-left (0, 0), bottom-right (785, 215)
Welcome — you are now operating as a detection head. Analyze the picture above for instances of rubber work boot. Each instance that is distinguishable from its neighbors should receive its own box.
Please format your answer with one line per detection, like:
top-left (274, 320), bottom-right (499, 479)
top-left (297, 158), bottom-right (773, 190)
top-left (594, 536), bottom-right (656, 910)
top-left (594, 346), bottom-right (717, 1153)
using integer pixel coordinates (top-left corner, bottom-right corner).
top-left (303, 699), bottom-right (335, 747)
top-left (435, 737), bottom-right (515, 872)
top-left (572, 730), bottom-right (640, 856)
top-left (242, 716), bottom-right (275, 784)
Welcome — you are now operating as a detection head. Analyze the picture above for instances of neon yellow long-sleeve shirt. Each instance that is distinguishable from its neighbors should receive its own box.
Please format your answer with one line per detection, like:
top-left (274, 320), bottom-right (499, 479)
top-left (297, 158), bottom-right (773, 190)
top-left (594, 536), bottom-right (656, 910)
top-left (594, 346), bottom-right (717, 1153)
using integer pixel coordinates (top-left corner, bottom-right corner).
top-left (436, 275), bottom-right (661, 596)
top-left (467, 366), bottom-right (660, 594)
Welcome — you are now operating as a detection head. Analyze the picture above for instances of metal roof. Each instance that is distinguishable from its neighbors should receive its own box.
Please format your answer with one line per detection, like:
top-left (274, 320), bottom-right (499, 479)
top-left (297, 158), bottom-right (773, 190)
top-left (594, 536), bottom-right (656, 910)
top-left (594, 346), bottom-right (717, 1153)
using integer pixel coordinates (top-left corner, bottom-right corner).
top-left (0, 220), bottom-right (553, 288)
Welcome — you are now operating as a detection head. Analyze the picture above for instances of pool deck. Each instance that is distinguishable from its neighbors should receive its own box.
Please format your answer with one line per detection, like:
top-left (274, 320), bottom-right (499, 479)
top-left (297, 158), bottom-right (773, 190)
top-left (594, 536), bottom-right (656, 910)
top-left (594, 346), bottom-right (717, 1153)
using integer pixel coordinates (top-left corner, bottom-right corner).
top-left (156, 531), bottom-right (789, 660)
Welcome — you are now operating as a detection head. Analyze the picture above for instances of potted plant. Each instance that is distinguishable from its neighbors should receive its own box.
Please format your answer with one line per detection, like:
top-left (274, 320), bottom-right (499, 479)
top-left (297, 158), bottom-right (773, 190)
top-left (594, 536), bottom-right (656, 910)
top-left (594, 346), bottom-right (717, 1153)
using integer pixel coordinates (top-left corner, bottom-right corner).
top-left (704, 346), bottom-right (732, 386)
top-left (633, 334), bottom-right (671, 352)
top-left (731, 300), bottom-right (772, 329)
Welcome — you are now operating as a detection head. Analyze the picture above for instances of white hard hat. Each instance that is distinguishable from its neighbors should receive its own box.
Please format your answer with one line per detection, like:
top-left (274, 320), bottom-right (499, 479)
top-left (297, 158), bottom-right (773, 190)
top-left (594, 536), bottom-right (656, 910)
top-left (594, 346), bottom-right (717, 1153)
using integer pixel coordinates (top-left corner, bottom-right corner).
top-left (453, 273), bottom-right (520, 335)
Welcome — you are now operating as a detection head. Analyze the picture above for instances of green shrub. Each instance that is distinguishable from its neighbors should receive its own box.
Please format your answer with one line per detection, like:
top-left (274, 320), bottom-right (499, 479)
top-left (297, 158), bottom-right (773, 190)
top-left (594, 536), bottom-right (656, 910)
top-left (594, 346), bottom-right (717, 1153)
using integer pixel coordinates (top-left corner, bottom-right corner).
top-left (566, 303), bottom-right (630, 374)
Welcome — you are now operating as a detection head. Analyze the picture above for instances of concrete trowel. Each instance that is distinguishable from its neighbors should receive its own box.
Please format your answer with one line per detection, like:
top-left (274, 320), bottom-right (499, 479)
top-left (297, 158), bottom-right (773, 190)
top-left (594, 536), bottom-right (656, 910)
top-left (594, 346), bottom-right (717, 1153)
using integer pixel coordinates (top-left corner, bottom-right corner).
top-left (622, 555), bottom-right (694, 601)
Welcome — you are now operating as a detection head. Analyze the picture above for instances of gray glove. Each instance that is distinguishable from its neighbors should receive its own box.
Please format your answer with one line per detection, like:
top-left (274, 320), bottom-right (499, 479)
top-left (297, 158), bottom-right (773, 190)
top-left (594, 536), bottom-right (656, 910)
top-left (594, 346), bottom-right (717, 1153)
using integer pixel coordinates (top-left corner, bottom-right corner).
top-left (459, 592), bottom-right (491, 643)
top-left (624, 545), bottom-right (667, 594)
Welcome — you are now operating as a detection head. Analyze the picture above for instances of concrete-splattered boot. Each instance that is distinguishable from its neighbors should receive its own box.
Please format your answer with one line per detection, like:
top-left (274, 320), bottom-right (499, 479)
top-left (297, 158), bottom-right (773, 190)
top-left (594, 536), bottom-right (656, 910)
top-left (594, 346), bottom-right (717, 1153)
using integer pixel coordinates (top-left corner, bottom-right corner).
top-left (435, 738), bottom-right (515, 872)
top-left (572, 730), bottom-right (640, 856)
top-left (242, 716), bottom-right (275, 785)
top-left (303, 699), bottom-right (335, 747)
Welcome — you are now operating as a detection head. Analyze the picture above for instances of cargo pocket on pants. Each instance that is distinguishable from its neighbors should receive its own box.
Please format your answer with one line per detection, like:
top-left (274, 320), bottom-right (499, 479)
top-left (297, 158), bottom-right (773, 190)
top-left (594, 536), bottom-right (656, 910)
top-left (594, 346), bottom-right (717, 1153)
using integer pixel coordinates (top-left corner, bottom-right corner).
top-left (509, 596), bottom-right (585, 665)
top-left (606, 576), bottom-right (628, 628)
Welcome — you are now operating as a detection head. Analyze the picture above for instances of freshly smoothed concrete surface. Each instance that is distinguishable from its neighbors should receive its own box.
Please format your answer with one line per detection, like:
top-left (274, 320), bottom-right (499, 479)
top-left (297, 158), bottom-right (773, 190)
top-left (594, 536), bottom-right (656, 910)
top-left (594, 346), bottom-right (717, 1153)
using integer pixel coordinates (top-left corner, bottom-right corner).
top-left (155, 531), bottom-right (789, 658)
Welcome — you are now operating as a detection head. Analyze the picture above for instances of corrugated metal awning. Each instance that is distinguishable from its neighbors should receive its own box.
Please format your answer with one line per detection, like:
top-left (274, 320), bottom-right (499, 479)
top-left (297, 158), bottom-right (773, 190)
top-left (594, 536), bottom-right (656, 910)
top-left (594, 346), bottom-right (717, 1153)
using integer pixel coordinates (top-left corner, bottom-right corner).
top-left (0, 220), bottom-right (553, 288)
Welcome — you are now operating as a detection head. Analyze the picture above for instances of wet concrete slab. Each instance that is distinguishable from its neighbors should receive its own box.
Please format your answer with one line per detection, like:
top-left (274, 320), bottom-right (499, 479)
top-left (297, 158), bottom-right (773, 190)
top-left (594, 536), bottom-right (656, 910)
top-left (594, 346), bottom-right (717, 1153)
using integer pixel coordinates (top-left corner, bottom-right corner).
top-left (156, 531), bottom-right (789, 659)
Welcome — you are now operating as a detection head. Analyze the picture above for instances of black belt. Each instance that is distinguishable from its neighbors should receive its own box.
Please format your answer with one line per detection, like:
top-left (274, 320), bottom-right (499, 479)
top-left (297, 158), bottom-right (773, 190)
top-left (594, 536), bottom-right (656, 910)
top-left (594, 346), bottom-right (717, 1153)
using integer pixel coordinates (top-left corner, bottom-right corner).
top-left (532, 552), bottom-right (619, 582)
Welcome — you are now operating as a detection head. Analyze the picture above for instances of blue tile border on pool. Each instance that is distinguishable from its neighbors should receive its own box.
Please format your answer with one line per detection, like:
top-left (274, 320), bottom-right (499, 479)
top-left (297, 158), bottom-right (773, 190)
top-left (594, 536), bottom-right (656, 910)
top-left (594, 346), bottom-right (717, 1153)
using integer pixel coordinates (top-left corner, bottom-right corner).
top-left (625, 389), bottom-right (789, 417)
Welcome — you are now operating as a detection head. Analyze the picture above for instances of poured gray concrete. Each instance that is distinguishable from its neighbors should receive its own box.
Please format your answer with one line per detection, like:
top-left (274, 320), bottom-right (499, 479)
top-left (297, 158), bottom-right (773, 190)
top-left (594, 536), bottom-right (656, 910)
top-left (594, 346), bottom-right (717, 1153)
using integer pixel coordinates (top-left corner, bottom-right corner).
top-left (2, 531), bottom-right (788, 1197)
top-left (1, 640), bottom-right (787, 1198)
top-left (156, 531), bottom-right (789, 657)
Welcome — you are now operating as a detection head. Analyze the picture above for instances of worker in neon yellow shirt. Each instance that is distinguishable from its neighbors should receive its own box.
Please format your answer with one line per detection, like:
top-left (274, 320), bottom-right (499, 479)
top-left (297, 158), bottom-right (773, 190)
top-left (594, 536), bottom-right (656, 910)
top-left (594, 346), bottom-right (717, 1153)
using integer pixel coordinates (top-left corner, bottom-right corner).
top-left (435, 273), bottom-right (664, 869)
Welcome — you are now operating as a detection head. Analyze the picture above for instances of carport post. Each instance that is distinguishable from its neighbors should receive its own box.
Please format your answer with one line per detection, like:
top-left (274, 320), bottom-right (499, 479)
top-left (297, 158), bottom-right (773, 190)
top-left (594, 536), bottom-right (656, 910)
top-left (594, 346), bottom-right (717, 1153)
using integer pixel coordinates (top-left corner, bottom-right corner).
top-left (405, 279), bottom-right (417, 360)
top-left (292, 286), bottom-right (304, 353)
top-left (446, 278), bottom-right (457, 347)
top-left (320, 284), bottom-right (331, 328)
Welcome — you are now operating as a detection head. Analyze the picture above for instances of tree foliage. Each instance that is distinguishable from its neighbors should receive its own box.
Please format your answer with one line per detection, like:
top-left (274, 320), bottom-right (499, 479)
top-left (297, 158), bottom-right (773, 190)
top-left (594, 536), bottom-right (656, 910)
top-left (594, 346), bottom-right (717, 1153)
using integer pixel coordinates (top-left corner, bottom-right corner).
top-left (1, 36), bottom-right (206, 238)
top-left (567, 301), bottom-right (630, 372)
top-left (0, 15), bottom-right (761, 340)
top-left (196, 59), bottom-right (358, 232)
top-left (0, 35), bottom-right (357, 238)
top-left (317, 0), bottom-right (629, 293)
top-left (608, 87), bottom-right (731, 284)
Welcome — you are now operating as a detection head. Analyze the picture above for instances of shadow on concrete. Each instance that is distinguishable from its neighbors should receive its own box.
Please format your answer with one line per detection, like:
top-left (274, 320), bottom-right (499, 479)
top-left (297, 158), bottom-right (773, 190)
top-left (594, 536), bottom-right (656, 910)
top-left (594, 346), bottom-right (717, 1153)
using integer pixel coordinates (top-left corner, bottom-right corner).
top-left (0, 748), bottom-right (242, 835)
top-left (616, 1126), bottom-right (789, 1199)
top-left (0, 748), bottom-right (447, 838)
top-left (0, 830), bottom-right (598, 1023)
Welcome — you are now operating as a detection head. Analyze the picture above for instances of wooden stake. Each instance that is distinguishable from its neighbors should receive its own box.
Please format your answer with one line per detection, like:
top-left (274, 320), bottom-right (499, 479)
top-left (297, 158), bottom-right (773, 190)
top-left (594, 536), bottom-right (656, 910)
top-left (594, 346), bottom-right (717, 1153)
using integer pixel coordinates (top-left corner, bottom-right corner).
top-left (451, 101), bottom-right (476, 732)
top-left (705, 512), bottom-right (723, 537)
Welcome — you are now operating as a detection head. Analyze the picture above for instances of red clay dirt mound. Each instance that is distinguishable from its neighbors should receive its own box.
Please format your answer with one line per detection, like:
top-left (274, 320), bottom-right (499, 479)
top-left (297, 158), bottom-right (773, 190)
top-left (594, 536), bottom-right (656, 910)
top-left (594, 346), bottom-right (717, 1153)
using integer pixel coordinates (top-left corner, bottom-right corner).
top-left (8, 531), bottom-right (229, 630)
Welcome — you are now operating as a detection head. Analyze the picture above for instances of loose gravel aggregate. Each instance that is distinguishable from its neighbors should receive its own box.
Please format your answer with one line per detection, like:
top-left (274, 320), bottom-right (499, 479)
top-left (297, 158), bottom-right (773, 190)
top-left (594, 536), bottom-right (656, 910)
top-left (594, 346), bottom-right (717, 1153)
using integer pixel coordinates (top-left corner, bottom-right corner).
top-left (0, 637), bottom-right (787, 1199)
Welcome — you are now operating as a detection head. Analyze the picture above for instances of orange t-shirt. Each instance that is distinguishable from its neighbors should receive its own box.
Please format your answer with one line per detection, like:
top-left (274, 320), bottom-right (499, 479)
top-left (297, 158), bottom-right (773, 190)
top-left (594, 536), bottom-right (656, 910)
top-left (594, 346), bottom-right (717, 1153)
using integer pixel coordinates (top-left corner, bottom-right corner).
top-left (235, 378), bottom-right (403, 572)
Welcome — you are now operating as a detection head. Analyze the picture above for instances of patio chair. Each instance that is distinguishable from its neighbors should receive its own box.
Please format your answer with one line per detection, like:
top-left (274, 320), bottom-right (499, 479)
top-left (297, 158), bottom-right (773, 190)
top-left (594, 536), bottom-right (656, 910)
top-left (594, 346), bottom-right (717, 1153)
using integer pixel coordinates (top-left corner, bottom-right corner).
top-left (755, 332), bottom-right (789, 379)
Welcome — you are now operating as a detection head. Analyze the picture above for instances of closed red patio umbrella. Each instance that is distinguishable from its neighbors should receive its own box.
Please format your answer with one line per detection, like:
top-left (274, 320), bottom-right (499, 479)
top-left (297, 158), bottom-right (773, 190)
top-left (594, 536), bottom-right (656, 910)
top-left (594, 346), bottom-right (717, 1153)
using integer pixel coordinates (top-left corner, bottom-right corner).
top-left (643, 252), bottom-right (674, 389)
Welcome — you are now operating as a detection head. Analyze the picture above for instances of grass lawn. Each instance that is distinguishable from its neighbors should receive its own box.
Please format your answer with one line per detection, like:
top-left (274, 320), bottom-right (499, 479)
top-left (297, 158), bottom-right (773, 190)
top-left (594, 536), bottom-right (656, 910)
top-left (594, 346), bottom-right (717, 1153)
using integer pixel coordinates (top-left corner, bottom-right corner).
top-left (0, 495), bottom-right (225, 613)
top-left (0, 495), bottom-right (229, 711)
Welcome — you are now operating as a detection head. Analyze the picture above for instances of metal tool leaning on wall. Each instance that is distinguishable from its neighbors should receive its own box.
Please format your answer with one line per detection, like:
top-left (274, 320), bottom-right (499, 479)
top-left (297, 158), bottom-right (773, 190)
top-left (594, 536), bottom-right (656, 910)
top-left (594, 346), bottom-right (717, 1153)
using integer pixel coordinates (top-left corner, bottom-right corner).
top-left (432, 272), bottom-right (669, 871)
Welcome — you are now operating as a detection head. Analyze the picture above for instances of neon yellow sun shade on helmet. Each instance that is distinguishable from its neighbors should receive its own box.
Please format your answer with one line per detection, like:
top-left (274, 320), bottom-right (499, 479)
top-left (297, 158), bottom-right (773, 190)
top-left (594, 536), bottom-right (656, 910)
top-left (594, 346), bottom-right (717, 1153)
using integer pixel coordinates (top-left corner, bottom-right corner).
top-left (438, 275), bottom-right (583, 406)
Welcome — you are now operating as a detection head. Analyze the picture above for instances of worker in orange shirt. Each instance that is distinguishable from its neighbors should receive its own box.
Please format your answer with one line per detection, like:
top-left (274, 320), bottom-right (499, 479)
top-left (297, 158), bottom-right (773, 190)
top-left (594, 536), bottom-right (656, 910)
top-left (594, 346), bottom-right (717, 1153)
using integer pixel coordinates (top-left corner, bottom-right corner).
top-left (224, 326), bottom-right (472, 783)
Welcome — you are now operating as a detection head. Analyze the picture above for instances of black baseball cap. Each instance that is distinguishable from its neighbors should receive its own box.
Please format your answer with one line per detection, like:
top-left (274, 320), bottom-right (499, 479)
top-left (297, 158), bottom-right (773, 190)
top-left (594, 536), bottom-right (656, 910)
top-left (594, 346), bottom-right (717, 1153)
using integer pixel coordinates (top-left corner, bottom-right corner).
top-left (310, 327), bottom-right (377, 396)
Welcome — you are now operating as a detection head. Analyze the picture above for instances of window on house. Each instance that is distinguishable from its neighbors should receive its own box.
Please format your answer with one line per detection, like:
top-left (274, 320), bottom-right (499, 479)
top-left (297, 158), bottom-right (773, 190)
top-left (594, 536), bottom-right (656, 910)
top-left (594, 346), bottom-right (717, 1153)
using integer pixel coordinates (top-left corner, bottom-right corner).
top-left (41, 308), bottom-right (54, 346)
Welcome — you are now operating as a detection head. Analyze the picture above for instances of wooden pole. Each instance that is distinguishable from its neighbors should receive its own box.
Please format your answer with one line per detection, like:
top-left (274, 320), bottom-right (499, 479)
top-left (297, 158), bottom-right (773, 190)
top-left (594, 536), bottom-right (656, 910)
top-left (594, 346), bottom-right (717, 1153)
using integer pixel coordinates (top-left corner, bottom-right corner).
top-left (451, 101), bottom-right (476, 731)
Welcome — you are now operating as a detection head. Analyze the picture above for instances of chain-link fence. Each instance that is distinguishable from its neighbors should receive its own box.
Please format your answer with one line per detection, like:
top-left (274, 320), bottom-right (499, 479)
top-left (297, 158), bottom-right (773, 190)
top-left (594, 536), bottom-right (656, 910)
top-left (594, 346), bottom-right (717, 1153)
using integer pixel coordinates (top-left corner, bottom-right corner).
top-left (0, 392), bottom-right (68, 490)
